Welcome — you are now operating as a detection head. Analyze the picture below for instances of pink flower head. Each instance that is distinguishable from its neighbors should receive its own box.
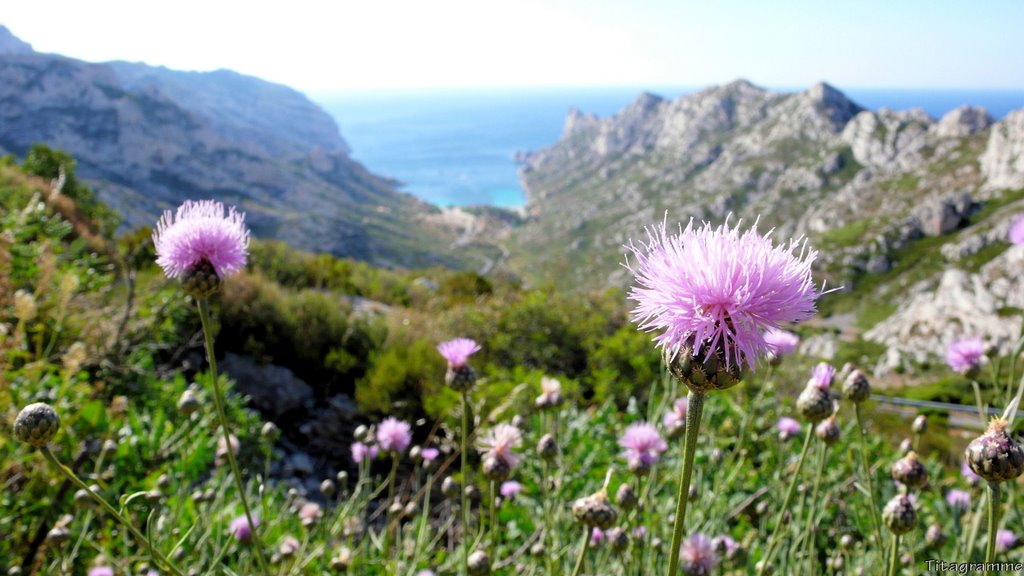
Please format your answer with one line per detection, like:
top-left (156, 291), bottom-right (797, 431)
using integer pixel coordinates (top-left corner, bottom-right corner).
top-left (777, 417), bottom-right (802, 440)
top-left (632, 526), bottom-right (648, 540)
top-left (351, 441), bottom-right (378, 464)
top-left (1009, 215), bottom-right (1024, 245)
top-left (279, 535), bottom-right (301, 555)
top-left (591, 527), bottom-right (605, 545)
top-left (153, 199), bottom-right (250, 279)
top-left (421, 447), bottom-right (440, 462)
top-left (618, 422), bottom-right (668, 468)
top-left (88, 569), bottom-right (114, 576)
top-left (945, 489), bottom-right (971, 512)
top-left (946, 337), bottom-right (986, 374)
top-left (299, 502), bottom-right (323, 525)
top-left (961, 460), bottom-right (981, 486)
top-left (764, 328), bottom-right (800, 357)
top-left (377, 417), bottom-right (412, 454)
top-left (416, 571), bottom-right (437, 576)
top-left (679, 533), bottom-right (719, 576)
top-left (626, 218), bottom-right (820, 370)
top-left (997, 529), bottom-right (1017, 553)
top-left (811, 362), bottom-right (835, 390)
top-left (712, 534), bottom-right (739, 559)
top-left (663, 397), bottom-right (688, 429)
top-left (437, 338), bottom-right (481, 368)
top-left (500, 480), bottom-right (522, 498)
top-left (476, 423), bottom-right (523, 468)
top-left (229, 515), bottom-right (258, 542)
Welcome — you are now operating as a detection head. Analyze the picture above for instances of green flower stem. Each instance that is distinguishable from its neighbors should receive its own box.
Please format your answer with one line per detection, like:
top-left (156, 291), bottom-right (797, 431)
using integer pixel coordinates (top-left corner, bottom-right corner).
top-left (570, 525), bottom-right (590, 576)
top-left (383, 453), bottom-right (399, 562)
top-left (461, 390), bottom-right (471, 576)
top-left (196, 297), bottom-right (271, 576)
top-left (489, 479), bottom-right (497, 561)
top-left (886, 533), bottom-right (900, 576)
top-left (542, 459), bottom-right (554, 576)
top-left (802, 441), bottom-right (828, 573)
top-left (41, 447), bottom-right (186, 576)
top-left (985, 482), bottom-right (1001, 576)
top-left (966, 489), bottom-right (985, 560)
top-left (666, 389), bottom-right (706, 576)
top-left (854, 403), bottom-right (884, 550)
top-left (759, 424), bottom-right (814, 573)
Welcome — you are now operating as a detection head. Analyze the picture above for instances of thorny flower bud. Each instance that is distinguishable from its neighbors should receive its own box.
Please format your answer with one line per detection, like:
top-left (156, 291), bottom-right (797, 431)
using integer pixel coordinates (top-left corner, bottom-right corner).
top-left (14, 403), bottom-right (60, 447)
top-left (882, 494), bottom-right (918, 535)
top-left (320, 479), bottom-right (336, 498)
top-left (537, 433), bottom-right (558, 461)
top-left (467, 550), bottom-right (491, 575)
top-left (842, 369), bottom-right (871, 403)
top-left (665, 344), bottom-right (742, 394)
top-left (606, 527), bottom-right (629, 552)
top-left (482, 454), bottom-right (510, 482)
top-left (898, 438), bottom-right (913, 455)
top-left (615, 483), bottom-right (638, 510)
top-left (573, 479), bottom-right (618, 530)
top-left (797, 384), bottom-right (831, 423)
top-left (912, 415), bottom-right (927, 434)
top-left (182, 259), bottom-right (221, 298)
top-left (445, 364), bottom-right (478, 392)
top-left (260, 422), bottom-right (280, 441)
top-left (441, 477), bottom-right (460, 498)
top-left (815, 414), bottom-right (841, 446)
top-left (177, 389), bottom-right (201, 415)
top-left (925, 524), bottom-right (947, 549)
top-left (892, 451), bottom-right (928, 488)
top-left (965, 418), bottom-right (1024, 483)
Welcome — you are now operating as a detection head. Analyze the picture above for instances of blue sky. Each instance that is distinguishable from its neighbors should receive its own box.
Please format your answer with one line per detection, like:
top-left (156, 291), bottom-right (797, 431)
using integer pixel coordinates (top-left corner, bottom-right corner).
top-left (3, 0), bottom-right (1022, 91)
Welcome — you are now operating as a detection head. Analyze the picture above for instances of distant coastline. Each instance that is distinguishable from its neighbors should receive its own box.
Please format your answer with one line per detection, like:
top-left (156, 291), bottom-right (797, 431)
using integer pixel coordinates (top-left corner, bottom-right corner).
top-left (316, 85), bottom-right (1024, 209)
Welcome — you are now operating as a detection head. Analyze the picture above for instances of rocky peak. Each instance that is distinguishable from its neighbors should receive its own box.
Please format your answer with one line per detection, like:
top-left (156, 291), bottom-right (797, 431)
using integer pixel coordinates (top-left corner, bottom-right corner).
top-left (0, 25), bottom-right (33, 55)
top-left (935, 105), bottom-right (993, 138)
top-left (562, 107), bottom-right (600, 139)
top-left (801, 82), bottom-right (863, 132)
top-left (981, 109), bottom-right (1024, 191)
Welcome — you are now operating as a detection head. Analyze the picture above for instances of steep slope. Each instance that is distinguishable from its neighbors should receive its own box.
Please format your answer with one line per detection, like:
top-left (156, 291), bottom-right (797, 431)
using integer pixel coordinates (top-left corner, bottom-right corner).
top-left (511, 80), bottom-right (1024, 374)
top-left (0, 28), bottom-right (473, 269)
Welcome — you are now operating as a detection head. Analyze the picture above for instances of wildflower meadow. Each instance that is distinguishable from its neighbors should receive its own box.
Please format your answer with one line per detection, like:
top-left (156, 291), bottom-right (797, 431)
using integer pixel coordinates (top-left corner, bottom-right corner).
top-left (3, 170), bottom-right (1024, 576)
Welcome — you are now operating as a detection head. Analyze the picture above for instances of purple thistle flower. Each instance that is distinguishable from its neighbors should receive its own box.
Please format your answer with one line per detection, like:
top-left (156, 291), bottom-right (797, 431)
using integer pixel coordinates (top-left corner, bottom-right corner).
top-left (626, 218), bottom-right (821, 370)
top-left (500, 480), bottom-right (522, 499)
top-left (1009, 215), bottom-right (1024, 245)
top-left (230, 515), bottom-right (258, 542)
top-left (777, 417), bottom-right (802, 440)
top-left (633, 526), bottom-right (648, 540)
top-left (88, 568), bottom-right (114, 576)
top-left (152, 199), bottom-right (250, 279)
top-left (437, 338), bottom-right (481, 368)
top-left (663, 397), bottom-right (688, 430)
top-left (591, 527), bottom-right (605, 545)
top-left (619, 422), bottom-right (668, 469)
top-left (299, 502), bottom-right (323, 525)
top-left (679, 533), bottom-right (719, 576)
top-left (946, 337), bottom-right (986, 375)
top-left (997, 529), bottom-right (1017, 553)
top-left (961, 460), bottom-right (981, 486)
top-left (351, 441), bottom-right (378, 464)
top-left (712, 534), bottom-right (740, 559)
top-left (476, 423), bottom-right (522, 468)
top-left (377, 417), bottom-right (412, 454)
top-left (764, 328), bottom-right (800, 357)
top-left (811, 362), bottom-right (835, 390)
top-left (945, 489), bottom-right (971, 512)
top-left (421, 447), bottom-right (440, 462)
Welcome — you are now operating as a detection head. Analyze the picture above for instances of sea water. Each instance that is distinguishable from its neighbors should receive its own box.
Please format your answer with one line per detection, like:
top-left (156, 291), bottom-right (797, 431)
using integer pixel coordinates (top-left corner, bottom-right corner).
top-left (315, 86), bottom-right (1024, 209)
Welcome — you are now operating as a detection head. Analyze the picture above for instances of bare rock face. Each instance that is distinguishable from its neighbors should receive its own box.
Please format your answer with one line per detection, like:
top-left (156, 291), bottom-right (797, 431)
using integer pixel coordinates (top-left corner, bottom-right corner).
top-left (841, 108), bottom-right (934, 171)
top-left (981, 110), bottom-right (1024, 191)
top-left (912, 192), bottom-right (973, 237)
top-left (221, 353), bottom-right (314, 419)
top-left (0, 25), bottom-right (33, 55)
top-left (935, 106), bottom-right (992, 138)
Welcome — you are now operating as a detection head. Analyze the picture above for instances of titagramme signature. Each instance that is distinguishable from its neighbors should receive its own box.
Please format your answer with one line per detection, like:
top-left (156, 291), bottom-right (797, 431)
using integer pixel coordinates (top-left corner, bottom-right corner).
top-left (926, 560), bottom-right (1024, 573)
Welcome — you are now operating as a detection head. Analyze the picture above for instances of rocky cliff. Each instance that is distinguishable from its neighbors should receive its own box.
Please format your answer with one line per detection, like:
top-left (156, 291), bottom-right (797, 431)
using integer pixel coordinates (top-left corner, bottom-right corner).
top-left (0, 27), bottom-right (469, 269)
top-left (512, 80), bottom-right (1024, 376)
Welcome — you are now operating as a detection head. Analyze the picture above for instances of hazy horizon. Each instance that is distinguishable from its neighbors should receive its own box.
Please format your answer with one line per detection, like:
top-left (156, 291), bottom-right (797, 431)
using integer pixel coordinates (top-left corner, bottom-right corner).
top-left (3, 0), bottom-right (1023, 92)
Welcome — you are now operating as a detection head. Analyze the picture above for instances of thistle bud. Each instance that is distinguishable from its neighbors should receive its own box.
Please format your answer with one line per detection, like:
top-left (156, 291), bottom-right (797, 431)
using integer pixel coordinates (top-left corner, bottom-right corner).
top-left (46, 526), bottom-right (71, 543)
top-left (260, 422), bottom-right (280, 441)
top-left (14, 403), bottom-right (61, 447)
top-left (511, 414), bottom-right (527, 428)
top-left (665, 345), bottom-right (742, 394)
top-left (181, 259), bottom-right (221, 298)
top-left (467, 550), bottom-right (490, 575)
top-left (320, 479), bottom-right (336, 498)
top-left (911, 415), bottom-right (927, 434)
top-left (796, 385), bottom-right (832, 423)
top-left (572, 488), bottom-right (617, 529)
top-left (898, 438), bottom-right (913, 455)
top-left (842, 369), bottom-right (871, 403)
top-left (606, 527), bottom-right (629, 552)
top-left (409, 445), bottom-right (422, 461)
top-left (177, 389), bottom-right (201, 415)
top-left (882, 494), bottom-right (917, 535)
top-left (965, 418), bottom-right (1024, 483)
top-left (441, 477), bottom-right (460, 498)
top-left (482, 454), bottom-right (510, 482)
top-left (353, 425), bottom-right (369, 442)
top-left (892, 451), bottom-right (928, 488)
top-left (615, 483), bottom-right (638, 510)
top-left (329, 546), bottom-right (352, 571)
top-left (924, 524), bottom-right (947, 549)
top-left (445, 365), bottom-right (477, 392)
top-left (537, 433), bottom-right (558, 461)
top-left (815, 414), bottom-right (841, 446)
top-left (465, 485), bottom-right (481, 502)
